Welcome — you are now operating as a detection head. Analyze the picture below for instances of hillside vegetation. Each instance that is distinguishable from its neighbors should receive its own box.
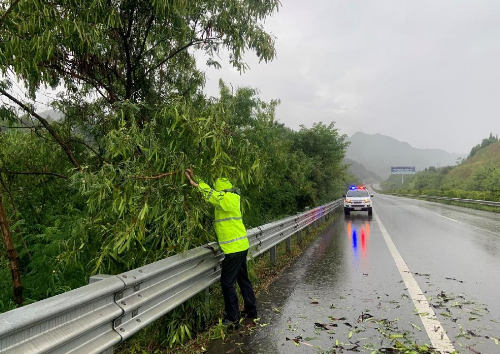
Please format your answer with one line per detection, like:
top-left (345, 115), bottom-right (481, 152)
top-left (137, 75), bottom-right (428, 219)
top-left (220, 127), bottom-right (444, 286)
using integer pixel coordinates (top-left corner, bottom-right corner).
top-left (381, 134), bottom-right (500, 201)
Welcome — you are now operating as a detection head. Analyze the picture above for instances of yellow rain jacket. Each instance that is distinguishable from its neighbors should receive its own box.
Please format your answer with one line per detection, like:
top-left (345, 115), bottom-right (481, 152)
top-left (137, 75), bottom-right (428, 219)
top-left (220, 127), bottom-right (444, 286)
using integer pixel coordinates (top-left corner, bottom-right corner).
top-left (198, 178), bottom-right (249, 254)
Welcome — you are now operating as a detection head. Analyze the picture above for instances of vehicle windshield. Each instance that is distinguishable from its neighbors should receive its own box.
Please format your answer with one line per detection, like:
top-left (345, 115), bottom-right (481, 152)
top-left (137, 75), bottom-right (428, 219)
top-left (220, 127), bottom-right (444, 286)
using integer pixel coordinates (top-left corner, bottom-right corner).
top-left (346, 190), bottom-right (369, 197)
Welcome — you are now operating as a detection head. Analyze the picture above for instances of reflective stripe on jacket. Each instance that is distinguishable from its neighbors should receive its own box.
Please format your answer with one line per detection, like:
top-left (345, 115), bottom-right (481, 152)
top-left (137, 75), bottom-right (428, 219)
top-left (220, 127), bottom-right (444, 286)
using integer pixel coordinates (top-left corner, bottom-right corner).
top-left (198, 181), bottom-right (249, 254)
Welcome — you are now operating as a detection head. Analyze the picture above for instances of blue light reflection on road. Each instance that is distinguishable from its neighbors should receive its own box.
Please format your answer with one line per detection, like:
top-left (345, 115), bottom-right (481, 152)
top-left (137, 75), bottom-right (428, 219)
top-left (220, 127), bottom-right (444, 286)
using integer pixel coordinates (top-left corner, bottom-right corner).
top-left (347, 218), bottom-right (371, 265)
top-left (352, 228), bottom-right (358, 261)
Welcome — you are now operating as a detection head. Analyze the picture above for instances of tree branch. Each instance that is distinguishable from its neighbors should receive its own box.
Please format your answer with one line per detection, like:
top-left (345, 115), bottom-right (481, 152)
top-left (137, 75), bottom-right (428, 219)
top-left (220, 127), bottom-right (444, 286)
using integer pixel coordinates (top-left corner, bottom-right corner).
top-left (68, 138), bottom-right (108, 163)
top-left (46, 62), bottom-right (116, 103)
top-left (130, 171), bottom-right (180, 180)
top-left (0, 88), bottom-right (81, 169)
top-left (0, 0), bottom-right (21, 26)
top-left (142, 40), bottom-right (195, 78)
top-left (1, 125), bottom-right (43, 129)
top-left (133, 14), bottom-right (155, 71)
top-left (0, 169), bottom-right (68, 179)
top-left (143, 35), bottom-right (223, 79)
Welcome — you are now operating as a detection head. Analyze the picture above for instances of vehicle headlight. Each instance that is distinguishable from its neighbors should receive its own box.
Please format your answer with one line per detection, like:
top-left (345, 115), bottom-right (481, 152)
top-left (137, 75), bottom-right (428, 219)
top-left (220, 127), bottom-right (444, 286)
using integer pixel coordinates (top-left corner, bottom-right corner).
top-left (364, 199), bottom-right (370, 203)
top-left (345, 199), bottom-right (352, 203)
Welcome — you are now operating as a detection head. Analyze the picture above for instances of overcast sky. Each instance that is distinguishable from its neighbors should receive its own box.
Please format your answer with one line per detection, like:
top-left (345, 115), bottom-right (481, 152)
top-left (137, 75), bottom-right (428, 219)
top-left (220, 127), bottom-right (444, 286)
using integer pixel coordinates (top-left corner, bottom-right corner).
top-left (201, 0), bottom-right (500, 154)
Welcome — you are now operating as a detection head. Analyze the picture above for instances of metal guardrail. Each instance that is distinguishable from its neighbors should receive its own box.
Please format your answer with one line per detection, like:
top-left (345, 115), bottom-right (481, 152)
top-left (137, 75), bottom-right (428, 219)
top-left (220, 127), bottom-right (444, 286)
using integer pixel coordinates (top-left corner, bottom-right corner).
top-left (389, 193), bottom-right (500, 207)
top-left (0, 200), bottom-right (342, 354)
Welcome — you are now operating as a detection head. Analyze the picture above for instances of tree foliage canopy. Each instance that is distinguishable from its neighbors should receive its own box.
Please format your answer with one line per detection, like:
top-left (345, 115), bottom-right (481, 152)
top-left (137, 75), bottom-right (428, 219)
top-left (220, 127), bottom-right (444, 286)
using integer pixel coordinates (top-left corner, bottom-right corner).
top-left (0, 0), bottom-right (352, 348)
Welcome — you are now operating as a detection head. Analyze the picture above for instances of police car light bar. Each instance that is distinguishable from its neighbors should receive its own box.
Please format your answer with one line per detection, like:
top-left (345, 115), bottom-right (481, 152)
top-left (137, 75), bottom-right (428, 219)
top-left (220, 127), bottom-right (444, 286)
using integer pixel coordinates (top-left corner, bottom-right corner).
top-left (349, 185), bottom-right (366, 190)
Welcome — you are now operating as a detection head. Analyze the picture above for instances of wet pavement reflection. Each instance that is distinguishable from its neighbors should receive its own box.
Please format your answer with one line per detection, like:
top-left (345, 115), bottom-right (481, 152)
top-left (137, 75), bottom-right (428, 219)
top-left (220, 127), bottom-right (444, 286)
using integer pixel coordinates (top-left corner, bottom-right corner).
top-left (347, 217), bottom-right (371, 263)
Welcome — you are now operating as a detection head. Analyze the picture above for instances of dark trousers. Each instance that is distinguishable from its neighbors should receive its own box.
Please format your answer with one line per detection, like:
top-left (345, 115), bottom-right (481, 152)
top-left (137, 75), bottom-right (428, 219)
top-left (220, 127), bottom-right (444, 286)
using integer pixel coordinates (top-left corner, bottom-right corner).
top-left (220, 250), bottom-right (257, 322)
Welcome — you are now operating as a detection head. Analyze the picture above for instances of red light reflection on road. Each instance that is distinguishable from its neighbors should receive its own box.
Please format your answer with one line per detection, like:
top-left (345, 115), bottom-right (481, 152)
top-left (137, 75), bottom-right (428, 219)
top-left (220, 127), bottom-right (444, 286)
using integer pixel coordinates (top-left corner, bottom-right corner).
top-left (347, 219), bottom-right (371, 261)
top-left (361, 229), bottom-right (366, 258)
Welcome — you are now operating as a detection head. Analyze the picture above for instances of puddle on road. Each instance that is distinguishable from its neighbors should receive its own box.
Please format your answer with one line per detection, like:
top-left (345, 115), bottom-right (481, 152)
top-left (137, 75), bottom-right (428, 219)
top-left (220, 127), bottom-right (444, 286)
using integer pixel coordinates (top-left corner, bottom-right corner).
top-left (205, 214), bottom-right (500, 354)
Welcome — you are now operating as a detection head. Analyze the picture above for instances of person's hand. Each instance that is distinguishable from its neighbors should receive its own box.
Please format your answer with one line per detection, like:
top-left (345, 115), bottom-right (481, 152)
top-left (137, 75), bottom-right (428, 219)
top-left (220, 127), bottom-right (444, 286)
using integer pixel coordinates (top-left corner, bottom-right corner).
top-left (185, 171), bottom-right (198, 187)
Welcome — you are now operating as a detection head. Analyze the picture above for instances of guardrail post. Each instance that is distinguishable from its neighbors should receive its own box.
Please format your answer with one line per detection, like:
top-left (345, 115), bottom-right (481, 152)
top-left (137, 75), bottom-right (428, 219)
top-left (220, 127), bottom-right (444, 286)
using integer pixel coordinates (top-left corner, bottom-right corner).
top-left (205, 287), bottom-right (210, 307)
top-left (297, 229), bottom-right (302, 243)
top-left (270, 245), bottom-right (277, 264)
top-left (286, 237), bottom-right (291, 253)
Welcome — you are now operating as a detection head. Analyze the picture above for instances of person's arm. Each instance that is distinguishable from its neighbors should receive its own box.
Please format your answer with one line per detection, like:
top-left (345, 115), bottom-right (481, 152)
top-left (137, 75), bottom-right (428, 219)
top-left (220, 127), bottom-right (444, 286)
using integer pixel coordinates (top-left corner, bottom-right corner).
top-left (185, 170), bottom-right (238, 211)
top-left (185, 169), bottom-right (221, 206)
top-left (198, 182), bottom-right (234, 209)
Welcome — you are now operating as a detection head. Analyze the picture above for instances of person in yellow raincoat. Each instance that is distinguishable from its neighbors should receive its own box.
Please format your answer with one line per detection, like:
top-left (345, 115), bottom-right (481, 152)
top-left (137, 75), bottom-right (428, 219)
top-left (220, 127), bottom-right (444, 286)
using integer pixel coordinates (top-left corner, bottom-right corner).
top-left (185, 169), bottom-right (257, 326)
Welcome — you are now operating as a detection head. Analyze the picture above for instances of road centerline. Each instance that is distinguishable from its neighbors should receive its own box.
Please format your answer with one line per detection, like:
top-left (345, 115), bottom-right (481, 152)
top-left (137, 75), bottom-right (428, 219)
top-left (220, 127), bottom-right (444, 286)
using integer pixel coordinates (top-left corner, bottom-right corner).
top-left (373, 210), bottom-right (456, 353)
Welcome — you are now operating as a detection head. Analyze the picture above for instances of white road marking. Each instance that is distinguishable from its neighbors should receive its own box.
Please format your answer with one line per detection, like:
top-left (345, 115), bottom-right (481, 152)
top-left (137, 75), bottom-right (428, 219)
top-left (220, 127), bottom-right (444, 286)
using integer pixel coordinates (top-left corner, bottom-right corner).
top-left (409, 205), bottom-right (459, 222)
top-left (435, 214), bottom-right (459, 223)
top-left (373, 211), bottom-right (456, 353)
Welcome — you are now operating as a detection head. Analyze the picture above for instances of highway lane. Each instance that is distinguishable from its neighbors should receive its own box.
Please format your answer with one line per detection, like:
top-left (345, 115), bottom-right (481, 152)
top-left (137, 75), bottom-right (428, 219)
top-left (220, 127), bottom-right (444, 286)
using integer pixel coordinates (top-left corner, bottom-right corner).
top-left (375, 194), bottom-right (500, 353)
top-left (207, 194), bottom-right (500, 353)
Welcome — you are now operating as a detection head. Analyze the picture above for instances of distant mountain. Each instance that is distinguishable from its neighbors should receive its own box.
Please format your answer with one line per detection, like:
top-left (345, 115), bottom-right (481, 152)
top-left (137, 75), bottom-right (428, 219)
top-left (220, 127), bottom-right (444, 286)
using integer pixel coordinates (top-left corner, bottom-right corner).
top-left (344, 158), bottom-right (382, 183)
top-left (346, 132), bottom-right (463, 179)
top-left (381, 139), bottom-right (500, 191)
top-left (38, 109), bottom-right (63, 121)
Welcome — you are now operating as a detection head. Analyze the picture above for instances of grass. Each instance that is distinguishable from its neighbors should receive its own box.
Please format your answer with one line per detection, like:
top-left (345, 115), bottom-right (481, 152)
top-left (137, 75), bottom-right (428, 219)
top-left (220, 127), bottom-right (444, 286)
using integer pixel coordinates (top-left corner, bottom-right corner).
top-left (116, 212), bottom-right (341, 354)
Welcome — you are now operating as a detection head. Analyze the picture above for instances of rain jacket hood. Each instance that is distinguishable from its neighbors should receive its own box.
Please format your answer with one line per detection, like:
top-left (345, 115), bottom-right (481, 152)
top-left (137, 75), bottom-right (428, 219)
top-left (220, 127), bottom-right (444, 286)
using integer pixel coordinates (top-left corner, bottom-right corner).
top-left (215, 178), bottom-right (233, 191)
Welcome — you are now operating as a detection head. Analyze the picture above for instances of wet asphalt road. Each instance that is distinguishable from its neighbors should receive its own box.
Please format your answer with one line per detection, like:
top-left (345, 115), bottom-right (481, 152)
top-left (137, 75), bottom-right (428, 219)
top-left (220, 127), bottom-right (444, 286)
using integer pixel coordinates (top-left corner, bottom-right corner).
top-left (207, 193), bottom-right (500, 353)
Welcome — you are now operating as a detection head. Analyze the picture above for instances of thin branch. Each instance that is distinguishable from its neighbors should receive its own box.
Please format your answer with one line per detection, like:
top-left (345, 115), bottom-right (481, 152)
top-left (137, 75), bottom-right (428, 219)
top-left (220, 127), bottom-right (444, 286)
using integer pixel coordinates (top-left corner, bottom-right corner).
top-left (143, 35), bottom-right (223, 79)
top-left (0, 0), bottom-right (21, 26)
top-left (142, 40), bottom-right (195, 78)
top-left (68, 138), bottom-right (108, 163)
top-left (1, 125), bottom-right (43, 129)
top-left (133, 14), bottom-right (155, 71)
top-left (0, 88), bottom-right (80, 169)
top-left (130, 171), bottom-right (180, 180)
top-left (46, 62), bottom-right (116, 103)
top-left (0, 169), bottom-right (68, 179)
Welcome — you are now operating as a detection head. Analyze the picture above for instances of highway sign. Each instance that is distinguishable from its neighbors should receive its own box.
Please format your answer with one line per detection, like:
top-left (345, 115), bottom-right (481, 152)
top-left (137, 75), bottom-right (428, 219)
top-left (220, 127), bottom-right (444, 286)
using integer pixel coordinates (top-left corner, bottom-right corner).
top-left (391, 166), bottom-right (416, 175)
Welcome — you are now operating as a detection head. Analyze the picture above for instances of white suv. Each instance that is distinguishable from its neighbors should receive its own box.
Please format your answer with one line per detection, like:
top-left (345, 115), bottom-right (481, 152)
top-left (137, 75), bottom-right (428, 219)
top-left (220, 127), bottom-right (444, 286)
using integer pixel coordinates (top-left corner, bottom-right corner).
top-left (343, 186), bottom-right (373, 216)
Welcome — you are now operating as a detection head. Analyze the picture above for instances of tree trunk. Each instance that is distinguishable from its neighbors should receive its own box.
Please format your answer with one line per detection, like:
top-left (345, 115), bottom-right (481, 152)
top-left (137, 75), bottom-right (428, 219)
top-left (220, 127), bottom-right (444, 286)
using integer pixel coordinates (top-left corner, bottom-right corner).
top-left (0, 186), bottom-right (23, 306)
